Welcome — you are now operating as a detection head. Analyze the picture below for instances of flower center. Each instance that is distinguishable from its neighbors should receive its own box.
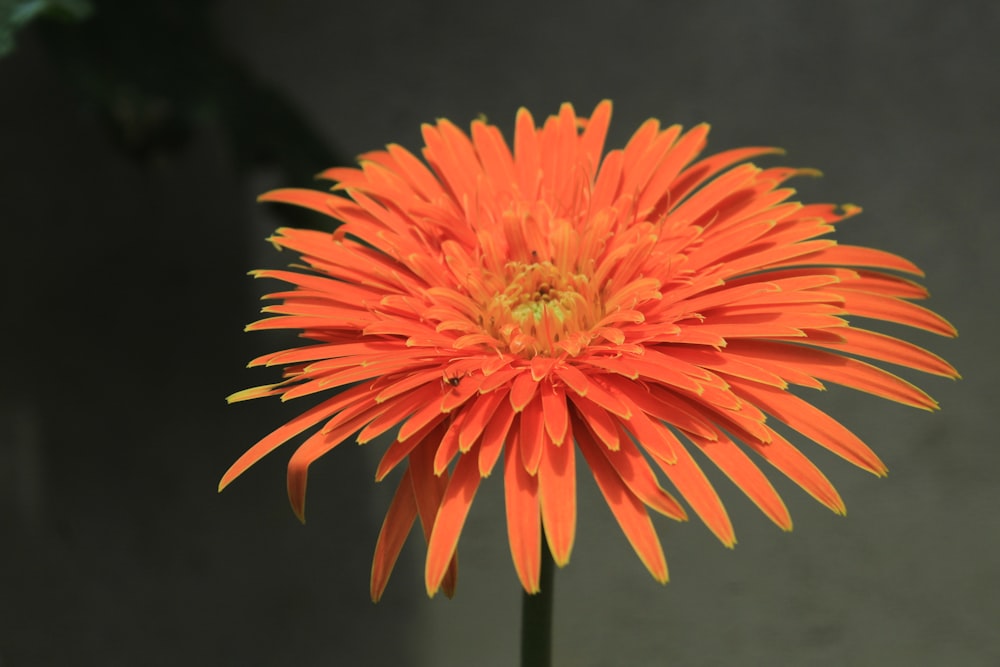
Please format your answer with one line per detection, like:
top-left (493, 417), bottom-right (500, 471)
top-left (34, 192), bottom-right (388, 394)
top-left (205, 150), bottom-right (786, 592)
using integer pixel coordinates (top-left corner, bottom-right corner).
top-left (485, 261), bottom-right (597, 357)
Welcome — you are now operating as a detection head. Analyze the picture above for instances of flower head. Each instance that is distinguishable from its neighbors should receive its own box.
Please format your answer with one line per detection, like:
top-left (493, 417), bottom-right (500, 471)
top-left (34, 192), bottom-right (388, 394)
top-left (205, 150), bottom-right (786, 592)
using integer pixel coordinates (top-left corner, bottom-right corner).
top-left (222, 102), bottom-right (957, 600)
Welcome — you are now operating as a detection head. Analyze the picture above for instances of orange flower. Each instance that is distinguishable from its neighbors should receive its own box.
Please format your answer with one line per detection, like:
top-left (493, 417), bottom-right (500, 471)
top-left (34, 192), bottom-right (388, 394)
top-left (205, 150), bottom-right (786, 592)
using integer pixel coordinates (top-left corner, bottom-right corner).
top-left (221, 101), bottom-right (957, 601)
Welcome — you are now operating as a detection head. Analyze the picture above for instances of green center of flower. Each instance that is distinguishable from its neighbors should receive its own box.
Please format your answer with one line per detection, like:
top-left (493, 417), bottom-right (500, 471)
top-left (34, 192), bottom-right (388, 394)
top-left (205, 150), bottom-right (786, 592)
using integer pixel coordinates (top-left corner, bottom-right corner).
top-left (485, 261), bottom-right (595, 356)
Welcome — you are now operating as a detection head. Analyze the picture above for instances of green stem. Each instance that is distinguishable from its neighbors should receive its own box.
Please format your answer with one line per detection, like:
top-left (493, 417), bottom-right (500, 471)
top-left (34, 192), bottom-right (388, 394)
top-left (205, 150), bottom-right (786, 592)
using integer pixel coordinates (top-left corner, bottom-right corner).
top-left (520, 547), bottom-right (555, 667)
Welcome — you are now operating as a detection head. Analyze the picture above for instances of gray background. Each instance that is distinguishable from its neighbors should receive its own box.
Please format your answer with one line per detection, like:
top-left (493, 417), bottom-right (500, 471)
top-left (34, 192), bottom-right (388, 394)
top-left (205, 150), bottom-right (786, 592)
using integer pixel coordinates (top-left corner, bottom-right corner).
top-left (1, 1), bottom-right (997, 665)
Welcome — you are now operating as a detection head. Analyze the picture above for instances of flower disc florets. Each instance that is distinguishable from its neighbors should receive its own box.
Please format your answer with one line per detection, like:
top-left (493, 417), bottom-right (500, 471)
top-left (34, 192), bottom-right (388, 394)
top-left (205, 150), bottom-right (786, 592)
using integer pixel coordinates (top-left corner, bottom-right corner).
top-left (485, 259), bottom-right (595, 357)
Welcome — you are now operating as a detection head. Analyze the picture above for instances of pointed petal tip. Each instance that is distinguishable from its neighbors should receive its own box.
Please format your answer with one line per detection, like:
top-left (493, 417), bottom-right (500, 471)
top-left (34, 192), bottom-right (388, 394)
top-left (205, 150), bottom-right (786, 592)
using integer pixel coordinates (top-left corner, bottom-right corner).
top-left (644, 559), bottom-right (669, 585)
top-left (226, 384), bottom-right (275, 405)
top-left (839, 203), bottom-right (863, 218)
top-left (218, 458), bottom-right (249, 491)
top-left (649, 564), bottom-right (669, 585)
top-left (289, 475), bottom-right (308, 524)
top-left (551, 551), bottom-right (571, 568)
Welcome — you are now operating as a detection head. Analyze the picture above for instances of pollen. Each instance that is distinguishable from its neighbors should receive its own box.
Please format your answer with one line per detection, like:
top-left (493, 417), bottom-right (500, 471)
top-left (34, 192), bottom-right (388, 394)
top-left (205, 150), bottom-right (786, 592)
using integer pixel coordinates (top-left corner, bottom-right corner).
top-left (484, 259), bottom-right (599, 357)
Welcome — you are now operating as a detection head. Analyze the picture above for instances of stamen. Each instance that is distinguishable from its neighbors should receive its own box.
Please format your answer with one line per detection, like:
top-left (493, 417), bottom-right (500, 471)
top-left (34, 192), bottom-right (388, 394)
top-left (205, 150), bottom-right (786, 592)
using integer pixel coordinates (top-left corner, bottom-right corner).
top-left (484, 260), bottom-right (599, 357)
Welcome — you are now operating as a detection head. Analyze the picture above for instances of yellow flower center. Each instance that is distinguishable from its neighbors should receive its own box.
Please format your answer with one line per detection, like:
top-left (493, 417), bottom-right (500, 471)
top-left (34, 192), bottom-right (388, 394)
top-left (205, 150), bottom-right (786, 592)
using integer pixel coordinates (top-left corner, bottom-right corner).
top-left (485, 260), bottom-right (597, 357)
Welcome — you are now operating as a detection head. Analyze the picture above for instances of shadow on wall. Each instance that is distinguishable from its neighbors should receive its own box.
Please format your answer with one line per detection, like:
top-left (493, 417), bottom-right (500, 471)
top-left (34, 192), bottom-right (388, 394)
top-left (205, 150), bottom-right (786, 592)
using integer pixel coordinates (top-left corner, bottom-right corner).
top-left (0, 2), bottom-right (424, 665)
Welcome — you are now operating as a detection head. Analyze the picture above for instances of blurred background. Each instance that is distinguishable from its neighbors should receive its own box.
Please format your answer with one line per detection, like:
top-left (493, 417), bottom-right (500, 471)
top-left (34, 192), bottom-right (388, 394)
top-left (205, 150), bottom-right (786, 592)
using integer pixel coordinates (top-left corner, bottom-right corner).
top-left (1, 1), bottom-right (997, 665)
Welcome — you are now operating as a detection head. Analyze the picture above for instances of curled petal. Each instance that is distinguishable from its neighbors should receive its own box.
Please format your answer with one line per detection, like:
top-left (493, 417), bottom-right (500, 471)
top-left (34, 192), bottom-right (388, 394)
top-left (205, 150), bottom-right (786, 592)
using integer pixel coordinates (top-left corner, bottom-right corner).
top-left (370, 469), bottom-right (418, 602)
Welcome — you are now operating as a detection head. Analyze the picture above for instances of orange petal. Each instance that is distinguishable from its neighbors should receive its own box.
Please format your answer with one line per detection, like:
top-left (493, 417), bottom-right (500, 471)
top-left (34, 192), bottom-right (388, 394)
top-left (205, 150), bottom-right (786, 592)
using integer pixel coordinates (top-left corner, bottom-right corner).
top-left (397, 393), bottom-right (448, 442)
top-left (724, 340), bottom-right (939, 410)
top-left (835, 289), bottom-right (957, 337)
top-left (623, 383), bottom-right (719, 441)
top-left (688, 433), bottom-right (792, 531)
top-left (480, 365), bottom-right (523, 393)
top-left (848, 269), bottom-right (930, 299)
top-left (370, 468), bottom-right (418, 602)
top-left (601, 424), bottom-right (687, 521)
top-left (648, 430), bottom-right (736, 547)
top-left (540, 380), bottom-right (569, 445)
top-left (667, 346), bottom-right (788, 389)
top-left (578, 100), bottom-right (613, 171)
top-left (258, 188), bottom-right (341, 217)
top-left (576, 421), bottom-right (668, 583)
top-left (457, 389), bottom-right (509, 451)
top-left (628, 349), bottom-right (708, 394)
top-left (519, 395), bottom-right (546, 475)
top-left (283, 430), bottom-right (328, 522)
top-left (408, 430), bottom-right (458, 597)
top-left (807, 327), bottom-right (959, 379)
top-left (375, 368), bottom-right (445, 403)
top-left (478, 399), bottom-right (517, 477)
top-left (665, 145), bottom-right (784, 212)
top-left (286, 399), bottom-right (388, 521)
top-left (510, 370), bottom-right (540, 411)
top-left (374, 414), bottom-right (448, 482)
top-left (434, 412), bottom-right (467, 475)
top-left (746, 427), bottom-right (845, 515)
top-left (471, 120), bottom-right (517, 192)
top-left (644, 123), bottom-right (711, 219)
top-left (357, 382), bottom-right (443, 444)
top-left (730, 379), bottom-right (887, 476)
top-left (575, 374), bottom-right (632, 418)
top-left (568, 393), bottom-right (620, 451)
top-left (425, 448), bottom-right (483, 596)
top-left (384, 142), bottom-right (447, 202)
top-left (790, 244), bottom-right (925, 276)
top-left (514, 106), bottom-right (542, 199)
top-left (554, 363), bottom-right (590, 395)
top-left (219, 384), bottom-right (370, 491)
top-left (504, 428), bottom-right (542, 592)
top-left (538, 424), bottom-right (576, 566)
